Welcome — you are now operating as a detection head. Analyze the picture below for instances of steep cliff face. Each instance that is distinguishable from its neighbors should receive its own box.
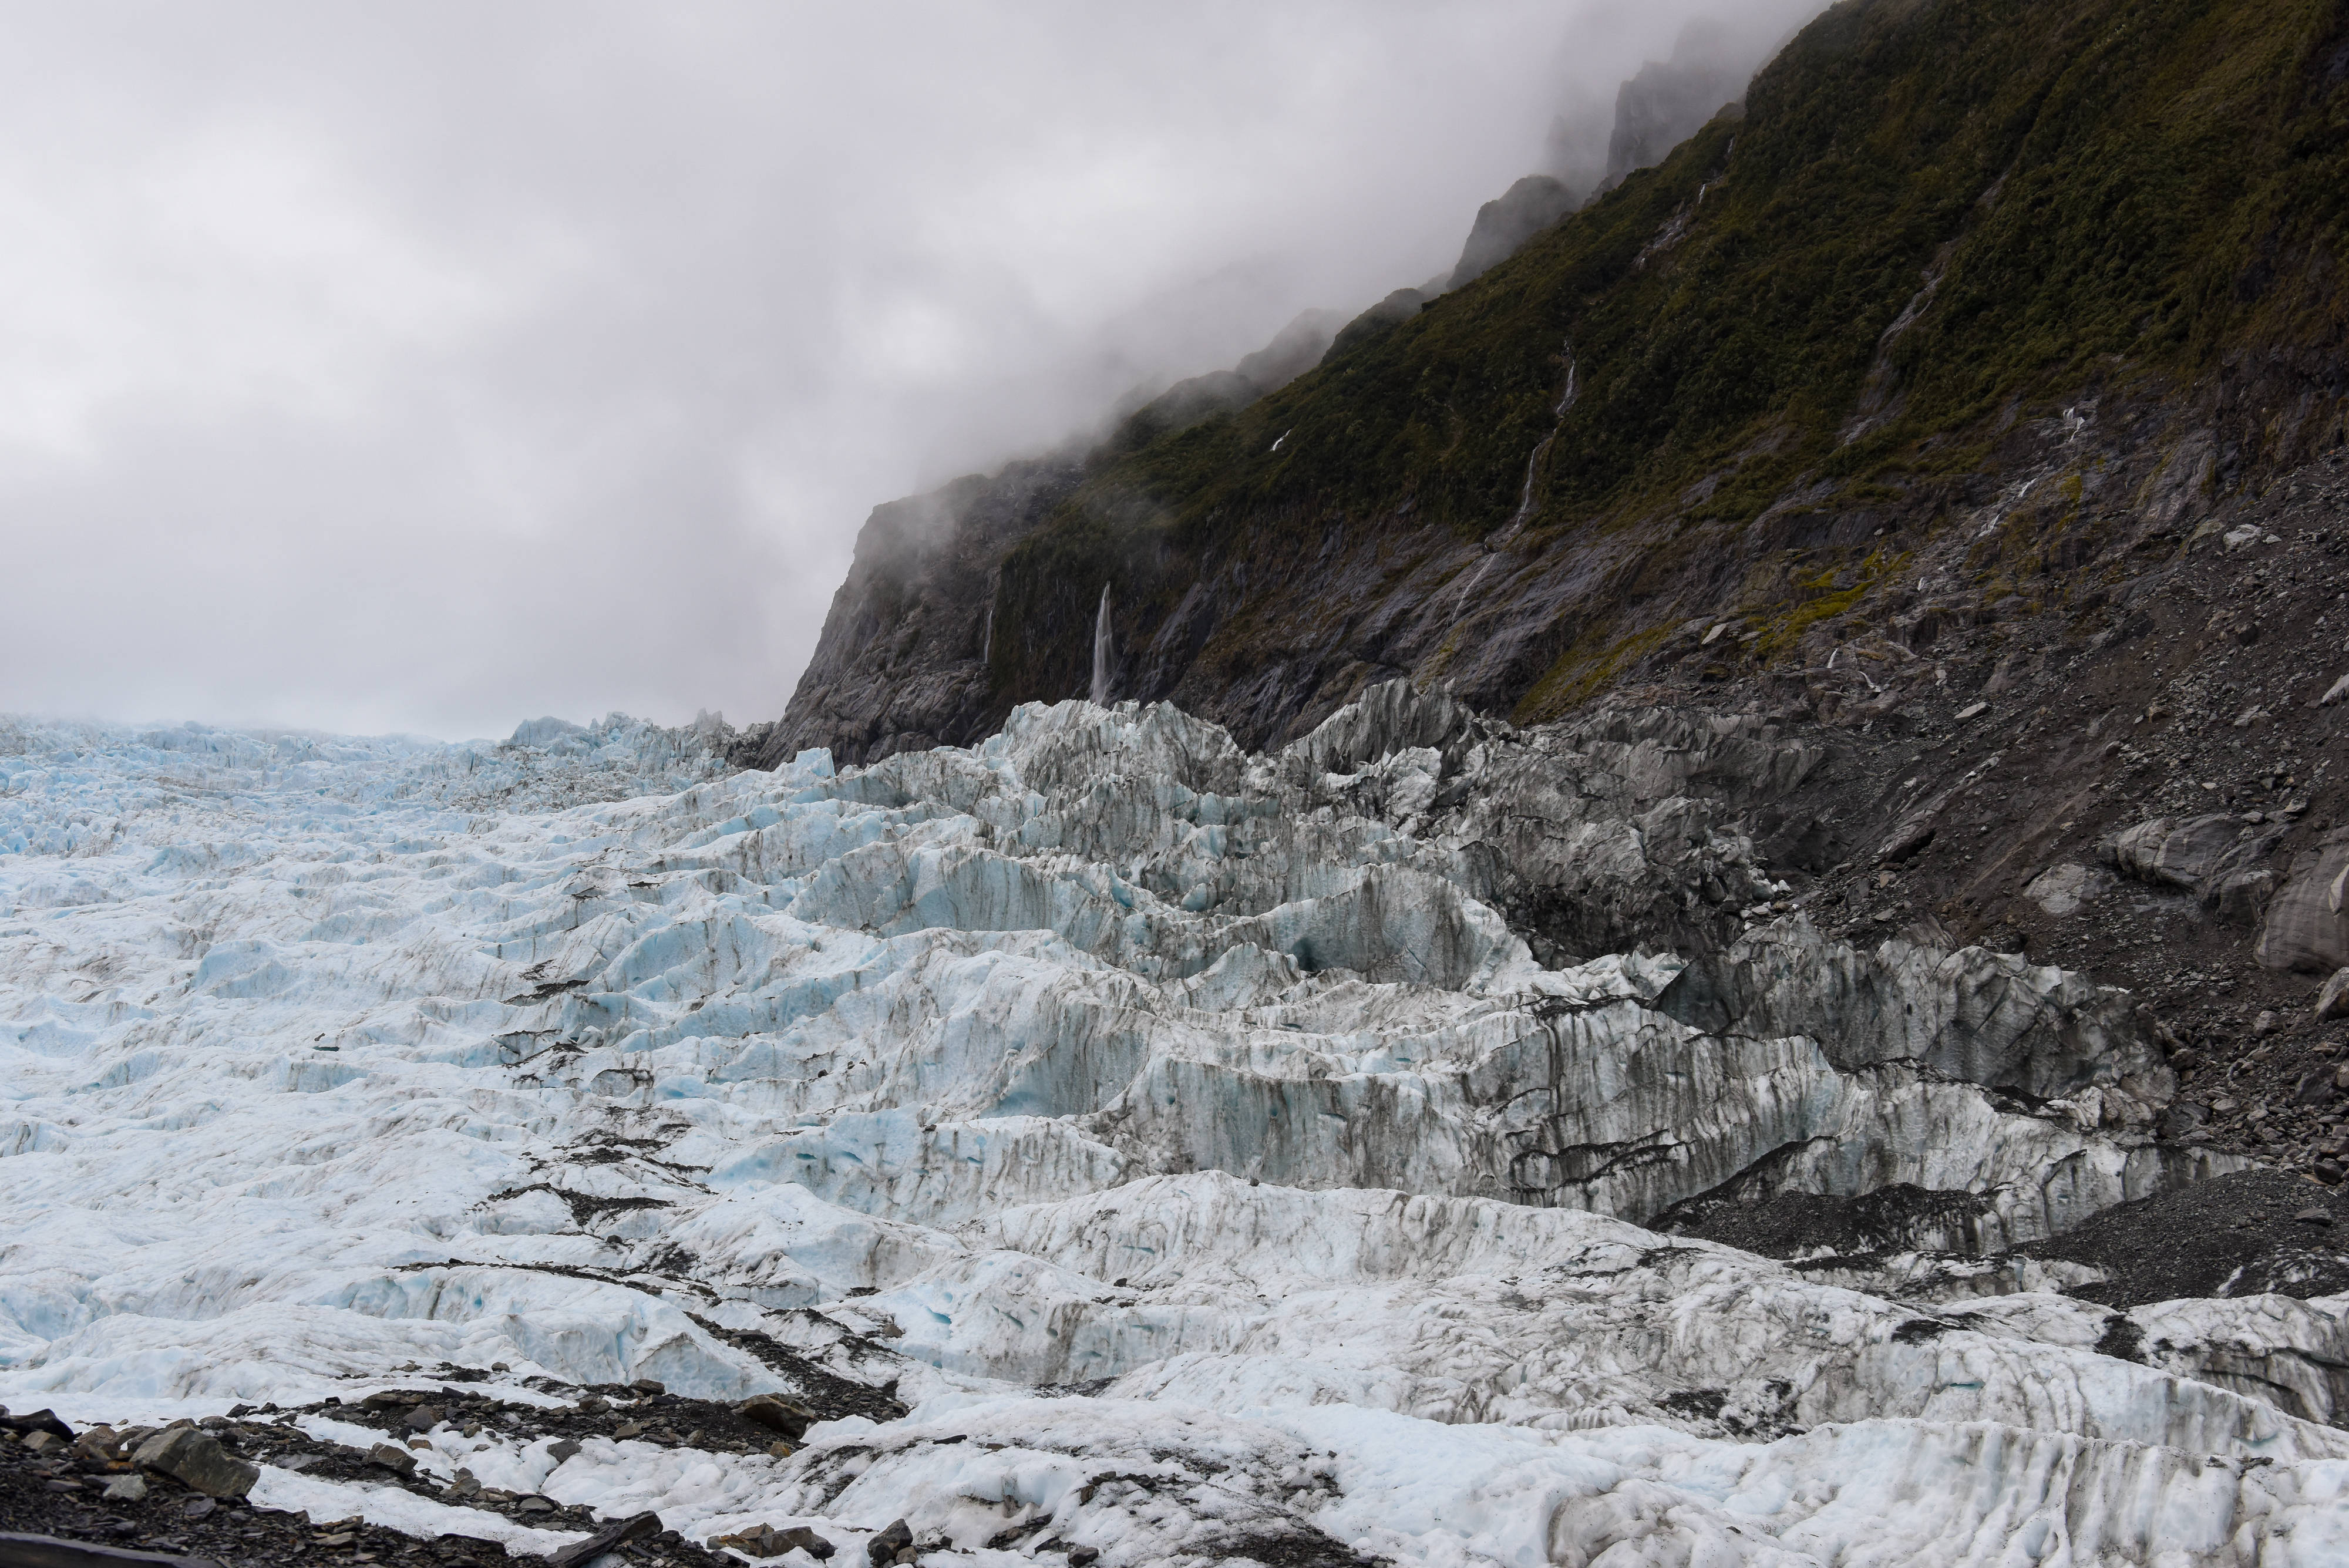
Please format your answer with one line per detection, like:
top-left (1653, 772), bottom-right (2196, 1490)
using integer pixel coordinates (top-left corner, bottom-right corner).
top-left (1595, 16), bottom-right (1789, 188)
top-left (1443, 176), bottom-right (1579, 293)
top-left (767, 304), bottom-right (1365, 769)
top-left (769, 456), bottom-right (1082, 765)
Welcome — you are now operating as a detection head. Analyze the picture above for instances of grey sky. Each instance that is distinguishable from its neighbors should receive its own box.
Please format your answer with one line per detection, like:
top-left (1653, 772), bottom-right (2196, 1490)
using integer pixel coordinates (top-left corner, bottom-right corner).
top-left (0, 1), bottom-right (1815, 740)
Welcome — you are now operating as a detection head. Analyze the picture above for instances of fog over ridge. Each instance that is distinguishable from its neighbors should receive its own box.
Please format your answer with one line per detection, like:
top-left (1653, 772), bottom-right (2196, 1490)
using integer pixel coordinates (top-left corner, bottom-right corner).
top-left (0, 0), bottom-right (1819, 739)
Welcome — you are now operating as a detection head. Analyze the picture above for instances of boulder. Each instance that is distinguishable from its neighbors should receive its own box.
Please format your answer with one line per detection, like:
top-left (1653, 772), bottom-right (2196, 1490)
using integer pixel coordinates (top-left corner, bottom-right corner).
top-left (738, 1394), bottom-right (817, 1441)
top-left (364, 1441), bottom-right (416, 1476)
top-left (73, 1428), bottom-right (122, 1463)
top-left (132, 1427), bottom-right (259, 1499)
top-left (549, 1510), bottom-right (661, 1568)
top-left (2256, 832), bottom-right (2349, 973)
top-left (2108, 814), bottom-right (2283, 920)
top-left (710, 1523), bottom-right (837, 1560)
top-left (0, 1537), bottom-right (216, 1566)
top-left (357, 1390), bottom-right (429, 1412)
top-left (0, 1409), bottom-right (74, 1441)
top-left (2024, 862), bottom-right (2114, 917)
top-left (866, 1519), bottom-right (912, 1566)
top-left (2318, 968), bottom-right (2349, 1020)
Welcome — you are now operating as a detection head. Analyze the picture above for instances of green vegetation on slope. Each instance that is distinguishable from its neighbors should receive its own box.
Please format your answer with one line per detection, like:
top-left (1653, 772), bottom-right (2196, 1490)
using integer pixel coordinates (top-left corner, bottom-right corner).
top-left (989, 0), bottom-right (2349, 722)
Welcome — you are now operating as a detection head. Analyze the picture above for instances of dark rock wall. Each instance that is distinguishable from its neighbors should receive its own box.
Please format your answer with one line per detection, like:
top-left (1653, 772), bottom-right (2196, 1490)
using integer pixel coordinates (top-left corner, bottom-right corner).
top-left (755, 458), bottom-right (1081, 768)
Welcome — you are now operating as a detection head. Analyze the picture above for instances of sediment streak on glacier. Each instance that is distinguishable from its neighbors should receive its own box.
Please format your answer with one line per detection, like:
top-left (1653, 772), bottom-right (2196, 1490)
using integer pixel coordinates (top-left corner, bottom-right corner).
top-left (4, 699), bottom-right (2346, 1565)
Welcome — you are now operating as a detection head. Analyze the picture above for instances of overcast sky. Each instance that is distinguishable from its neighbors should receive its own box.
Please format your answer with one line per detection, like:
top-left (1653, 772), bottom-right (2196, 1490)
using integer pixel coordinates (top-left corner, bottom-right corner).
top-left (0, 1), bottom-right (1815, 741)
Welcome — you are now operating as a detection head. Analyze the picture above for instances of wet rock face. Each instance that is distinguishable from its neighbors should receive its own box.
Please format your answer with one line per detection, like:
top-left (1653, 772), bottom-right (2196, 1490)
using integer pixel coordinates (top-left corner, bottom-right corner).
top-left (751, 457), bottom-right (1088, 770)
top-left (6, 692), bottom-right (2349, 1564)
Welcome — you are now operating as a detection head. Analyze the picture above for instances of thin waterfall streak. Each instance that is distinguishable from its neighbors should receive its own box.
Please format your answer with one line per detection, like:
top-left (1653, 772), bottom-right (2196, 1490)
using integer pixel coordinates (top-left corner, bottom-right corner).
top-left (1508, 435), bottom-right (1556, 532)
top-left (981, 603), bottom-right (994, 666)
top-left (1089, 586), bottom-right (1114, 706)
top-left (1478, 342), bottom-right (1579, 587)
top-left (1450, 556), bottom-right (1495, 620)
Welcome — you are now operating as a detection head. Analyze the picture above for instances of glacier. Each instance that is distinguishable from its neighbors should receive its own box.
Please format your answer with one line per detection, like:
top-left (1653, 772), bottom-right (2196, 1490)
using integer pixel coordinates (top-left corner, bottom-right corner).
top-left (4, 694), bottom-right (2347, 1565)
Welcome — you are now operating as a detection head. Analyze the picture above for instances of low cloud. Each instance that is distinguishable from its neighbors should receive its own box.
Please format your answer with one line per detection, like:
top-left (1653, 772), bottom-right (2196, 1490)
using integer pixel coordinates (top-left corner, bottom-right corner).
top-left (0, 1), bottom-right (1817, 738)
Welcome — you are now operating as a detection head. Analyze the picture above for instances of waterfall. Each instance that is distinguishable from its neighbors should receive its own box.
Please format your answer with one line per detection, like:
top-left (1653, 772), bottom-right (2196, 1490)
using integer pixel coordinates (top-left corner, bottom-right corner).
top-left (1505, 434), bottom-right (1557, 534)
top-left (1089, 586), bottom-right (1114, 706)
top-left (1449, 556), bottom-right (1496, 619)
top-left (1487, 343), bottom-right (1577, 550)
top-left (1463, 342), bottom-right (1579, 615)
top-left (981, 602), bottom-right (994, 665)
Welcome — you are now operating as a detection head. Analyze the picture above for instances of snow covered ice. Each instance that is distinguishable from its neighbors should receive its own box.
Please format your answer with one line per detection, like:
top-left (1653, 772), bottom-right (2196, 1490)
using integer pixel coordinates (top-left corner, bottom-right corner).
top-left (6, 694), bottom-right (2349, 1564)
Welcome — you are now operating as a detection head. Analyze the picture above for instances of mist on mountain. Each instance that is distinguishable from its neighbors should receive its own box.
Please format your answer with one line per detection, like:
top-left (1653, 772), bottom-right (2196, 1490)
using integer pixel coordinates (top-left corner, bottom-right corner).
top-left (0, 0), bottom-right (1819, 741)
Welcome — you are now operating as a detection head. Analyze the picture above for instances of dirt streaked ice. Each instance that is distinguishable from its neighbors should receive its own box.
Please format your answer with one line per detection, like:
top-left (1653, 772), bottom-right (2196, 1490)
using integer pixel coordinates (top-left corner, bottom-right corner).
top-left (4, 695), bottom-right (2344, 1564)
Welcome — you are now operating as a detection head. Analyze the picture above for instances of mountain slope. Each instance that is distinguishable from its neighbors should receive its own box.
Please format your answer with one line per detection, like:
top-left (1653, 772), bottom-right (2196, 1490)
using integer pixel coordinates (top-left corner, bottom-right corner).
top-left (760, 0), bottom-right (2349, 766)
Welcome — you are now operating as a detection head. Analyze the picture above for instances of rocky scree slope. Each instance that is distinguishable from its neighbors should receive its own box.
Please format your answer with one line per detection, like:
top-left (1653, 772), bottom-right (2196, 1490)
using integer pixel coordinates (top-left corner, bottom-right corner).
top-left (7, 696), bottom-right (2349, 1563)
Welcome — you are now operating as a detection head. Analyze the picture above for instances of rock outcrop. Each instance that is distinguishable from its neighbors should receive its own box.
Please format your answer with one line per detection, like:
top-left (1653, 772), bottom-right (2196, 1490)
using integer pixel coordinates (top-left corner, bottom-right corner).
top-left (1600, 37), bottom-right (1748, 183)
top-left (2108, 813), bottom-right (2286, 924)
top-left (1442, 176), bottom-right (1578, 292)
